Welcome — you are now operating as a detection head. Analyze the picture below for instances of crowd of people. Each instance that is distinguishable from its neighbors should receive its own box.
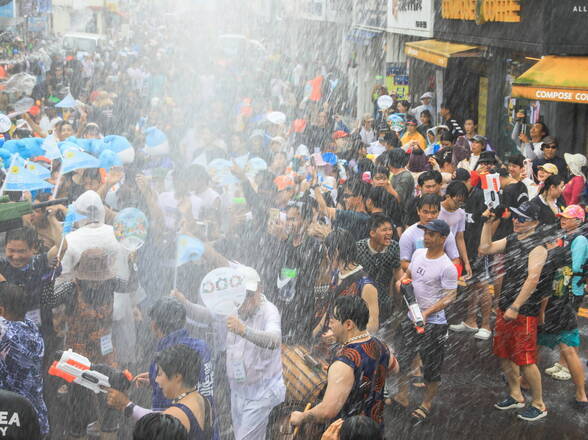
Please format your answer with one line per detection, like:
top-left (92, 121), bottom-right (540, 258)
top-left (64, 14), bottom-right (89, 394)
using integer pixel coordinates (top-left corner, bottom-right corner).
top-left (0, 5), bottom-right (587, 440)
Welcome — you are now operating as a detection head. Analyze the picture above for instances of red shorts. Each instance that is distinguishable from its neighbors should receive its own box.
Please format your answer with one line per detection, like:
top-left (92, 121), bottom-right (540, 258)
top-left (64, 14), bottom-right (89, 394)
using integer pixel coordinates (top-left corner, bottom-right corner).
top-left (493, 309), bottom-right (538, 366)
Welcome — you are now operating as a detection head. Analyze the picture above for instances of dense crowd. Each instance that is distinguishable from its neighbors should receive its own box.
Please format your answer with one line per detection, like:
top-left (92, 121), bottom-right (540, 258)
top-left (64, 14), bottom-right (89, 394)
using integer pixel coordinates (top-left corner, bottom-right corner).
top-left (0, 6), bottom-right (586, 440)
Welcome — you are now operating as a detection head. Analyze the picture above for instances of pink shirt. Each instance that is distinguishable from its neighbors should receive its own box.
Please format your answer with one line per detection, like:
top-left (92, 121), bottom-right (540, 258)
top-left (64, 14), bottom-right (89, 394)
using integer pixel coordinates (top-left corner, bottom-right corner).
top-left (563, 175), bottom-right (585, 206)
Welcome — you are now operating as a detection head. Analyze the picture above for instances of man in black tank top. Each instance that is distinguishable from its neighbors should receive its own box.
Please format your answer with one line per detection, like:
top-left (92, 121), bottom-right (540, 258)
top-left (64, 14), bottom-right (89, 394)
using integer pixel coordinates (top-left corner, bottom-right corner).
top-left (478, 201), bottom-right (548, 422)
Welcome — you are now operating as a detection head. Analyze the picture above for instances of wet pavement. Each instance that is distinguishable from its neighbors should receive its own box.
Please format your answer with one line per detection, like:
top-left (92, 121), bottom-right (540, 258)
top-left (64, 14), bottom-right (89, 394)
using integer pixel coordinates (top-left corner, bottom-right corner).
top-left (382, 303), bottom-right (588, 440)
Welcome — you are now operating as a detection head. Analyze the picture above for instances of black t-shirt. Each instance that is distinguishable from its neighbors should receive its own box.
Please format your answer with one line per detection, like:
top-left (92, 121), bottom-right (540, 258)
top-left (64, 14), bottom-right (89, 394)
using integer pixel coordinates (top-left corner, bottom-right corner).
top-left (499, 234), bottom-right (547, 316)
top-left (356, 238), bottom-right (400, 319)
top-left (464, 186), bottom-right (486, 260)
top-left (334, 210), bottom-right (371, 241)
top-left (494, 181), bottom-right (528, 240)
top-left (540, 243), bottom-right (578, 333)
top-left (402, 197), bottom-right (420, 228)
top-left (270, 236), bottom-right (323, 343)
top-left (529, 195), bottom-right (561, 226)
top-left (0, 389), bottom-right (41, 439)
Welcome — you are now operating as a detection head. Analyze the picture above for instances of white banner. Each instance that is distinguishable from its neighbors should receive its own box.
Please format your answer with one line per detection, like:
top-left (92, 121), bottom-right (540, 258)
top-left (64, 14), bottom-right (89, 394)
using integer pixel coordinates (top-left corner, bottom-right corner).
top-left (387, 0), bottom-right (434, 37)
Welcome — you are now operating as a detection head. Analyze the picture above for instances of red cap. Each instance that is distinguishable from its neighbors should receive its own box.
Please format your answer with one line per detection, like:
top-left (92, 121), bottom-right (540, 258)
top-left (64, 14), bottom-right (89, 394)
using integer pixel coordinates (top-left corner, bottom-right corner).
top-left (332, 130), bottom-right (349, 140)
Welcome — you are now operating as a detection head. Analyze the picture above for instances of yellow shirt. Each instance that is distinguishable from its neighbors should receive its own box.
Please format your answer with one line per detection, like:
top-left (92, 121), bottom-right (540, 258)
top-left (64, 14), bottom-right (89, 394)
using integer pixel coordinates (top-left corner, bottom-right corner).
top-left (400, 131), bottom-right (426, 150)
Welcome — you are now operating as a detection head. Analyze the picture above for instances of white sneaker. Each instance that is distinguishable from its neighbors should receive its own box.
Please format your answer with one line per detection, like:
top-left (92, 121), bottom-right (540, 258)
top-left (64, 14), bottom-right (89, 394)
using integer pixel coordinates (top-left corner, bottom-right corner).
top-left (545, 363), bottom-right (563, 376)
top-left (449, 322), bottom-right (478, 333)
top-left (552, 366), bottom-right (571, 381)
top-left (474, 328), bottom-right (492, 340)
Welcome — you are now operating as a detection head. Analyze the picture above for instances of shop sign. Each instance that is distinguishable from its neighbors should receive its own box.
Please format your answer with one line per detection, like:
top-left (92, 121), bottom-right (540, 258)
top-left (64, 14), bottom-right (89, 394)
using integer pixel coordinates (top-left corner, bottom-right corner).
top-left (387, 0), bottom-right (434, 37)
top-left (512, 86), bottom-right (588, 105)
top-left (441, 0), bottom-right (521, 24)
top-left (354, 0), bottom-right (387, 30)
top-left (300, 0), bottom-right (326, 20)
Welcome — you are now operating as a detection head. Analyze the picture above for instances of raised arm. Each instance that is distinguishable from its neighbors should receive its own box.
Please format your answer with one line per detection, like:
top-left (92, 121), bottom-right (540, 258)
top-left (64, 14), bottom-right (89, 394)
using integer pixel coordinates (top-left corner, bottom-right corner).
top-left (478, 212), bottom-right (507, 256)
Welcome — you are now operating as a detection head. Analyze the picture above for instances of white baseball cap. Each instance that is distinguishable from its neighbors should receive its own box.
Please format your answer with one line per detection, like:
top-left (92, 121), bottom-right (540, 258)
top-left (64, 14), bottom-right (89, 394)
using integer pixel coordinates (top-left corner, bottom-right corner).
top-left (237, 265), bottom-right (261, 292)
top-left (420, 92), bottom-right (434, 100)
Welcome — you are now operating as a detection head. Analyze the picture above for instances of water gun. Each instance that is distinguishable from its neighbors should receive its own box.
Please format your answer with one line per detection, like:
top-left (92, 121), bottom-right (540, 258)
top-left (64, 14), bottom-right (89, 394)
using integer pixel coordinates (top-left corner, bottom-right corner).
top-left (400, 279), bottom-right (425, 334)
top-left (480, 172), bottom-right (501, 210)
top-left (49, 349), bottom-right (133, 394)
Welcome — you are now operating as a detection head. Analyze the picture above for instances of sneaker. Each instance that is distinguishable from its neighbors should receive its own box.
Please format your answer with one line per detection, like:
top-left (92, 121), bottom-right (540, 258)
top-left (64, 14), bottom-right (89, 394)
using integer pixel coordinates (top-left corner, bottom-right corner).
top-left (551, 366), bottom-right (571, 381)
top-left (494, 396), bottom-right (525, 410)
top-left (517, 405), bottom-right (547, 421)
top-left (449, 322), bottom-right (478, 333)
top-left (474, 328), bottom-right (492, 340)
top-left (545, 362), bottom-right (564, 376)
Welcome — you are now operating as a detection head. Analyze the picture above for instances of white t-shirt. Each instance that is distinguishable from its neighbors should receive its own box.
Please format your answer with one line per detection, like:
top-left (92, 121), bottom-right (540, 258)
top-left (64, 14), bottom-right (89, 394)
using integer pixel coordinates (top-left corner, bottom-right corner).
top-left (367, 141), bottom-right (386, 157)
top-left (225, 298), bottom-right (285, 400)
top-left (438, 206), bottom-right (466, 236)
top-left (399, 223), bottom-right (460, 262)
top-left (409, 248), bottom-right (458, 324)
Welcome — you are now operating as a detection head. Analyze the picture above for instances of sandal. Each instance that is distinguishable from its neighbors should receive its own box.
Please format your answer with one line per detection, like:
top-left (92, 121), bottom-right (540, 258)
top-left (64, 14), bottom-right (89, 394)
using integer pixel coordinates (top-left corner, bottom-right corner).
top-left (573, 400), bottom-right (588, 411)
top-left (410, 405), bottom-right (429, 424)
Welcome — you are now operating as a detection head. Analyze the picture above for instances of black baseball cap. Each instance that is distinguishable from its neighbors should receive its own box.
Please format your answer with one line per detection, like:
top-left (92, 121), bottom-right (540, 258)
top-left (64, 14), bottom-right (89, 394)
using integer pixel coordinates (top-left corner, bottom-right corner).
top-left (478, 151), bottom-right (497, 164)
top-left (0, 390), bottom-right (41, 439)
top-left (510, 201), bottom-right (540, 221)
top-left (418, 219), bottom-right (450, 236)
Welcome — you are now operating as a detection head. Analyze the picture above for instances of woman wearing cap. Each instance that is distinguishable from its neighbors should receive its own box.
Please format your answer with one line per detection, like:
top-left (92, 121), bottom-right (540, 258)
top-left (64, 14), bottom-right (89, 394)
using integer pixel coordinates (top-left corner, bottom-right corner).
top-left (526, 162), bottom-right (557, 199)
top-left (563, 153), bottom-right (587, 205)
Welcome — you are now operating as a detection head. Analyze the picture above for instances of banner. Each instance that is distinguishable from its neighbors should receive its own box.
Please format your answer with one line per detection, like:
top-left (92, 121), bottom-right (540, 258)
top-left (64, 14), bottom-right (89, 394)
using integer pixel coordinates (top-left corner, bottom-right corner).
top-left (388, 0), bottom-right (434, 37)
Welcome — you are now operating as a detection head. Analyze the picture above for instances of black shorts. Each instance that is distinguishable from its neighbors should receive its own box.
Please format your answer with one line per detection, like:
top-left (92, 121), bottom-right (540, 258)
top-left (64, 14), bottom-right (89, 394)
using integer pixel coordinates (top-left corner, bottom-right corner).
top-left (395, 319), bottom-right (448, 383)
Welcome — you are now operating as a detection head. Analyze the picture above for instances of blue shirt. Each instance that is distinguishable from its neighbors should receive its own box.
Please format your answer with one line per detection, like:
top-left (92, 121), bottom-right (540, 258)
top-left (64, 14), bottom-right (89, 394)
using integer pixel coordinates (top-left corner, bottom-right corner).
top-left (149, 329), bottom-right (214, 409)
top-left (0, 318), bottom-right (48, 435)
top-left (570, 235), bottom-right (588, 296)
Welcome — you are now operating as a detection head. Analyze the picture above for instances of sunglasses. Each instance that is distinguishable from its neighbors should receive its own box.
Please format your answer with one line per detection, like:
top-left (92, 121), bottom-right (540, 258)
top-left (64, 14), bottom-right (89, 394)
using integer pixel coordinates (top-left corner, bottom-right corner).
top-left (543, 145), bottom-right (557, 149)
top-left (512, 215), bottom-right (533, 223)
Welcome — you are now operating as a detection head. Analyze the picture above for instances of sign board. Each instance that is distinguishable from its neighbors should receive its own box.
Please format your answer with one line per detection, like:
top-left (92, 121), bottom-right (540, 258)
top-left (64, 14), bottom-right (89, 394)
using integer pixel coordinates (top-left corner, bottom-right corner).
top-left (353, 0), bottom-right (387, 30)
top-left (441, 0), bottom-right (520, 23)
top-left (387, 0), bottom-right (434, 37)
top-left (300, 0), bottom-right (326, 20)
top-left (0, 1), bottom-right (14, 18)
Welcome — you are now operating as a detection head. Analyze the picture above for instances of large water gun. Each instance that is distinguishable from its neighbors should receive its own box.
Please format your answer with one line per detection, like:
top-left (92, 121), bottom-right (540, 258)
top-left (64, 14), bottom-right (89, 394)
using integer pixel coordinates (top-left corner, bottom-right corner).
top-left (49, 349), bottom-right (133, 394)
top-left (400, 279), bottom-right (425, 334)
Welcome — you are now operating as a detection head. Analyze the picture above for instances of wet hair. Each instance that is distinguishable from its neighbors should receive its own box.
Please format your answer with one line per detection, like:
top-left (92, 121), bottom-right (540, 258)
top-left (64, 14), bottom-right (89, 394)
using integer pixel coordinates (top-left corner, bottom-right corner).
top-left (344, 178), bottom-right (371, 199)
top-left (368, 186), bottom-right (397, 216)
top-left (356, 158), bottom-right (374, 176)
top-left (417, 193), bottom-right (442, 211)
top-left (382, 132), bottom-right (399, 148)
top-left (419, 109), bottom-right (432, 119)
top-left (332, 295), bottom-right (369, 331)
top-left (286, 198), bottom-right (315, 222)
top-left (373, 166), bottom-right (390, 179)
top-left (149, 298), bottom-right (187, 335)
top-left (397, 100), bottom-right (410, 111)
top-left (5, 227), bottom-right (37, 249)
top-left (539, 174), bottom-right (563, 195)
top-left (340, 415), bottom-right (382, 440)
top-left (155, 344), bottom-right (202, 388)
top-left (187, 164), bottom-right (210, 188)
top-left (133, 413), bottom-right (188, 440)
top-left (369, 213), bottom-right (393, 231)
top-left (445, 180), bottom-right (468, 199)
top-left (507, 153), bottom-right (525, 168)
top-left (325, 229), bottom-right (358, 268)
top-left (440, 131), bottom-right (454, 144)
top-left (82, 167), bottom-right (102, 183)
top-left (385, 148), bottom-right (409, 169)
top-left (535, 122), bottom-right (549, 137)
top-left (0, 283), bottom-right (27, 320)
top-left (464, 117), bottom-right (477, 125)
top-left (418, 170), bottom-right (442, 186)
top-left (55, 120), bottom-right (74, 136)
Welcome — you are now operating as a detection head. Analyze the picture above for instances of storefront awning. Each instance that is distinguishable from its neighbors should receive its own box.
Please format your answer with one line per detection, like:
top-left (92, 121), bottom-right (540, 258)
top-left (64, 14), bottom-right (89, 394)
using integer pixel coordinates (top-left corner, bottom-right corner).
top-left (404, 39), bottom-right (482, 68)
top-left (512, 56), bottom-right (588, 105)
top-left (347, 28), bottom-right (382, 46)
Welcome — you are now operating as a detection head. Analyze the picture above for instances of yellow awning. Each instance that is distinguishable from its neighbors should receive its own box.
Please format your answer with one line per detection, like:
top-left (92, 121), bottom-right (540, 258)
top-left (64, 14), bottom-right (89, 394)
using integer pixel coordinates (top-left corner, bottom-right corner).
top-left (404, 39), bottom-right (482, 68)
top-left (512, 56), bottom-right (588, 104)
